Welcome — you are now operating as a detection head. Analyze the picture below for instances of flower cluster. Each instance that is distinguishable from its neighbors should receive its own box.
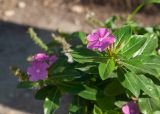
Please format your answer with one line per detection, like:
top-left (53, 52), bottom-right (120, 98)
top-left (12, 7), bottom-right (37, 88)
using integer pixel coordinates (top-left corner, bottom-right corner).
top-left (27, 53), bottom-right (57, 82)
top-left (87, 28), bottom-right (115, 52)
top-left (18, 25), bottom-right (159, 114)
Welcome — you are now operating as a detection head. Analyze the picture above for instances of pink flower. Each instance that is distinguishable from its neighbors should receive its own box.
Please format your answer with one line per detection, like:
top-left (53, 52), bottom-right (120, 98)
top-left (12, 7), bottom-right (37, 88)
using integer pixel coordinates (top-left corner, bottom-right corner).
top-left (27, 62), bottom-right (49, 82)
top-left (27, 53), bottom-right (57, 82)
top-left (32, 53), bottom-right (49, 61)
top-left (122, 101), bottom-right (140, 114)
top-left (87, 28), bottom-right (115, 52)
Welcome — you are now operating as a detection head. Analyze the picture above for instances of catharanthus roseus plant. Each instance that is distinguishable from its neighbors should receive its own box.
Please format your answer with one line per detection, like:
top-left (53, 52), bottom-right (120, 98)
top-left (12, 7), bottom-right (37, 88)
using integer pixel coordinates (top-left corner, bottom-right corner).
top-left (11, 12), bottom-right (160, 114)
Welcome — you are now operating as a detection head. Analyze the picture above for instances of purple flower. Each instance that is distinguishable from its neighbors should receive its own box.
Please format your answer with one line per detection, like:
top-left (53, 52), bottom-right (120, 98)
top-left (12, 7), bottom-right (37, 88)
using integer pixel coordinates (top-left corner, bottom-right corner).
top-left (27, 53), bottom-right (57, 82)
top-left (32, 53), bottom-right (49, 61)
top-left (27, 62), bottom-right (49, 82)
top-left (87, 28), bottom-right (115, 52)
top-left (49, 55), bottom-right (57, 66)
top-left (122, 101), bottom-right (140, 114)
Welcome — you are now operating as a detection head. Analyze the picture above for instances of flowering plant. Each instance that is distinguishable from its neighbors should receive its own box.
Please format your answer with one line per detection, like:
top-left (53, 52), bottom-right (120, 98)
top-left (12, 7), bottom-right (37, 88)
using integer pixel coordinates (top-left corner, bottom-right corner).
top-left (11, 2), bottom-right (160, 113)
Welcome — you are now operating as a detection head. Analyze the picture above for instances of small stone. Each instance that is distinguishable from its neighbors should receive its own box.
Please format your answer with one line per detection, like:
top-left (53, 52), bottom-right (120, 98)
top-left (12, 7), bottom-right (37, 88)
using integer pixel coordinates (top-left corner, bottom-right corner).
top-left (70, 5), bottom-right (84, 14)
top-left (18, 1), bottom-right (26, 8)
top-left (4, 10), bottom-right (15, 17)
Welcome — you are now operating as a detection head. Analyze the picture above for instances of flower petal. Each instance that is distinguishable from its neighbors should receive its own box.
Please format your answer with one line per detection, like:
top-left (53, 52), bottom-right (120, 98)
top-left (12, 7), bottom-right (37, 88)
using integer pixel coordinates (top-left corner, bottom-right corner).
top-left (97, 28), bottom-right (109, 38)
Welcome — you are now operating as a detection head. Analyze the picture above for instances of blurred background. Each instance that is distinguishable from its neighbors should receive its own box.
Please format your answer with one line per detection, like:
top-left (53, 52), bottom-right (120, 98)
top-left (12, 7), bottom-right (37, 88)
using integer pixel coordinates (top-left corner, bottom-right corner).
top-left (0, 0), bottom-right (159, 114)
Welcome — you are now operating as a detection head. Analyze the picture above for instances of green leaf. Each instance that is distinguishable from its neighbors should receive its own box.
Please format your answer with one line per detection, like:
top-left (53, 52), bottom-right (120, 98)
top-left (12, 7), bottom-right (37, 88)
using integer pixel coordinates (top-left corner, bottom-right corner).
top-left (133, 33), bottom-right (158, 57)
top-left (43, 89), bottom-right (60, 114)
top-left (114, 25), bottom-right (132, 49)
top-left (69, 96), bottom-right (87, 114)
top-left (104, 79), bottom-right (125, 96)
top-left (71, 32), bottom-right (87, 44)
top-left (58, 82), bottom-right (84, 94)
top-left (93, 105), bottom-right (103, 114)
top-left (17, 81), bottom-right (41, 89)
top-left (75, 64), bottom-right (98, 74)
top-left (99, 59), bottom-right (115, 80)
top-left (78, 85), bottom-right (97, 100)
top-left (122, 58), bottom-right (160, 78)
top-left (121, 35), bottom-right (146, 58)
top-left (134, 75), bottom-right (160, 102)
top-left (35, 85), bottom-right (56, 100)
top-left (117, 70), bottom-right (140, 97)
top-left (97, 96), bottom-right (115, 111)
top-left (153, 111), bottom-right (160, 114)
top-left (71, 48), bottom-right (108, 63)
top-left (138, 98), bottom-right (160, 114)
top-left (104, 110), bottom-right (120, 114)
top-left (44, 98), bottom-right (55, 114)
top-left (144, 0), bottom-right (160, 3)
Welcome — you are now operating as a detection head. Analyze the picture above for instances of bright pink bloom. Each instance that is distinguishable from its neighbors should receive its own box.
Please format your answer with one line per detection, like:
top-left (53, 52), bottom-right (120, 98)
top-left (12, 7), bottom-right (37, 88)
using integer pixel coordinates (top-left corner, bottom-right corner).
top-left (32, 53), bottom-right (49, 61)
top-left (87, 28), bottom-right (115, 52)
top-left (122, 101), bottom-right (140, 114)
top-left (27, 62), bottom-right (49, 82)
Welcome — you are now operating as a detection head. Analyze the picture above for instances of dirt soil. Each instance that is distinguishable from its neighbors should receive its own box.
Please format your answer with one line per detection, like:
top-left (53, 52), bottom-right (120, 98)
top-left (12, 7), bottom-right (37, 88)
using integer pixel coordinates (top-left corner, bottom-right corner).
top-left (0, 0), bottom-right (159, 114)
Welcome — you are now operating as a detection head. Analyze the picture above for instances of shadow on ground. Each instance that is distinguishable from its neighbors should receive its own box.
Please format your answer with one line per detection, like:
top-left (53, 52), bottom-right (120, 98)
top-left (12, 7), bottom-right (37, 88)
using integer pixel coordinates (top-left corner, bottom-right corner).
top-left (0, 20), bottom-right (54, 114)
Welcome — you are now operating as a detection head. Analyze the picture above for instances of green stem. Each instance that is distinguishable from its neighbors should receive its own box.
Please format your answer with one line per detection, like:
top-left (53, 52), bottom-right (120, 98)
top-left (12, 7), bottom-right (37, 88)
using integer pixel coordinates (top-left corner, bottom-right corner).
top-left (127, 3), bottom-right (145, 22)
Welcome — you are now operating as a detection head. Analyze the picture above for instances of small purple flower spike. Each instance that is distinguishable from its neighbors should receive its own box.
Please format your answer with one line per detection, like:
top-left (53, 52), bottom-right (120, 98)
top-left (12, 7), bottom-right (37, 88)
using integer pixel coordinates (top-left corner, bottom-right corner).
top-left (87, 28), bottom-right (115, 52)
top-left (27, 62), bottom-right (49, 82)
top-left (122, 101), bottom-right (140, 114)
top-left (32, 53), bottom-right (49, 61)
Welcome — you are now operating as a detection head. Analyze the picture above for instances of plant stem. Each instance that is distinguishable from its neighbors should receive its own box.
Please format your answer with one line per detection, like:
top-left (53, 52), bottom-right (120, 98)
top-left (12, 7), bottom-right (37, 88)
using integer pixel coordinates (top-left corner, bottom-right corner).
top-left (127, 3), bottom-right (145, 22)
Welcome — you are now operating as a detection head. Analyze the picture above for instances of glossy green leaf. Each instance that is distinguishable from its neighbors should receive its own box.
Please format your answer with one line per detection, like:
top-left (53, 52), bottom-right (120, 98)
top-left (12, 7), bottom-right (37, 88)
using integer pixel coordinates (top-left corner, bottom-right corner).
top-left (43, 97), bottom-right (60, 114)
top-left (75, 64), bottom-right (98, 74)
top-left (43, 89), bottom-right (60, 114)
top-left (138, 98), bottom-right (160, 114)
top-left (114, 25), bottom-right (132, 49)
top-left (93, 105), bottom-right (103, 114)
top-left (122, 58), bottom-right (160, 78)
top-left (117, 70), bottom-right (140, 97)
top-left (133, 33), bottom-right (158, 57)
top-left (121, 35), bottom-right (146, 58)
top-left (71, 47), bottom-right (108, 63)
top-left (78, 85), bottom-right (97, 100)
top-left (99, 59), bottom-right (115, 80)
top-left (134, 75), bottom-right (160, 102)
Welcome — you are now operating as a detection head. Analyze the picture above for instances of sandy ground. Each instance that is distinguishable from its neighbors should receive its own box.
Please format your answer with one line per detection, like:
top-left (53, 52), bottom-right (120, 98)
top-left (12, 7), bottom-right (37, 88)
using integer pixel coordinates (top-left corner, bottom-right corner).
top-left (0, 0), bottom-right (159, 114)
